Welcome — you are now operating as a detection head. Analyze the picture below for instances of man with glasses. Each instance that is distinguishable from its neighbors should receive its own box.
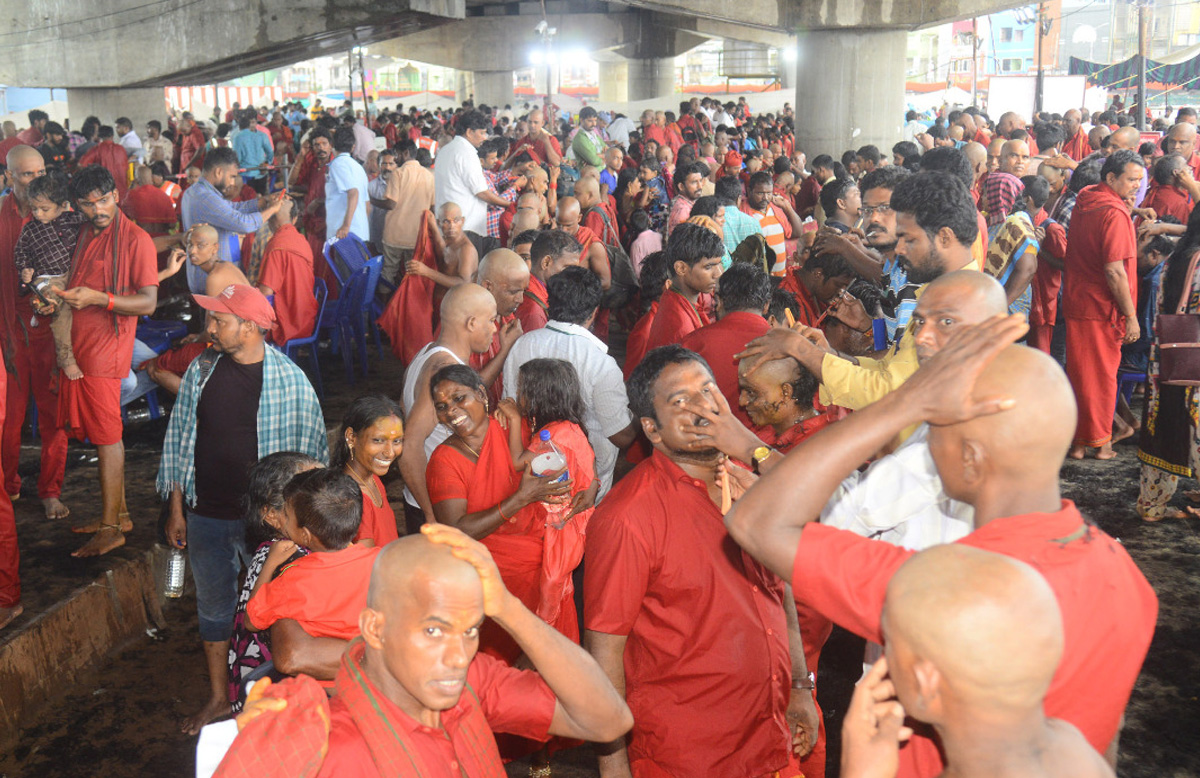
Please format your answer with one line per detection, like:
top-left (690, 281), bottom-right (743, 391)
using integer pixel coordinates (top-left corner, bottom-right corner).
top-left (56, 165), bottom-right (159, 558)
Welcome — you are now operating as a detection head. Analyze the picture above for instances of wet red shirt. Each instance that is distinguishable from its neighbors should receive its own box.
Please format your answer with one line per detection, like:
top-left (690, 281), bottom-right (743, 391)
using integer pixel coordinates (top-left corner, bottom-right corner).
top-left (1062, 184), bottom-right (1137, 321)
top-left (515, 275), bottom-right (549, 333)
top-left (259, 223), bottom-right (319, 344)
top-left (0, 193), bottom-right (32, 344)
top-left (317, 651), bottom-right (557, 778)
top-left (247, 543), bottom-right (381, 640)
top-left (645, 288), bottom-right (709, 352)
top-left (67, 216), bottom-right (159, 379)
top-left (79, 140), bottom-right (130, 199)
top-left (1062, 129), bottom-right (1092, 162)
top-left (585, 451), bottom-right (793, 777)
top-left (679, 311), bottom-right (770, 429)
top-left (121, 184), bottom-right (176, 229)
top-left (1141, 184), bottom-right (1192, 224)
top-left (792, 500), bottom-right (1158, 778)
top-left (622, 302), bottom-right (657, 381)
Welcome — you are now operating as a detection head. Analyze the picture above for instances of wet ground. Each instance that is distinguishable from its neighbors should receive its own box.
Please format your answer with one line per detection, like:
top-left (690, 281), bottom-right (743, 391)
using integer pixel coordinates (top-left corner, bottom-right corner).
top-left (0, 342), bottom-right (1198, 777)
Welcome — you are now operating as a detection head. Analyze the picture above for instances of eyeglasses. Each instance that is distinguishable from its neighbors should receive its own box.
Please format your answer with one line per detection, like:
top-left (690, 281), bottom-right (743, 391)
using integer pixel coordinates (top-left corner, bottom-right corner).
top-left (859, 203), bottom-right (893, 218)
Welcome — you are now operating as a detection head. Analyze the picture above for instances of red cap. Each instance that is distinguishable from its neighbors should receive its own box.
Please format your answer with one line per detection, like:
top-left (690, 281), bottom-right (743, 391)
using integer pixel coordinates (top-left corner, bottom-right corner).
top-left (194, 284), bottom-right (276, 329)
top-left (724, 149), bottom-right (743, 169)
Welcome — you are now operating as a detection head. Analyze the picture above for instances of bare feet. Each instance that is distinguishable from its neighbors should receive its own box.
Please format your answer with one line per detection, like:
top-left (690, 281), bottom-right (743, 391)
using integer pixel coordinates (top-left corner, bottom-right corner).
top-left (1068, 445), bottom-right (1086, 460)
top-left (62, 363), bottom-right (83, 381)
top-left (1141, 507), bottom-right (1200, 522)
top-left (71, 526), bottom-right (126, 558)
top-left (181, 696), bottom-right (231, 736)
top-left (1112, 421), bottom-right (1136, 445)
top-left (1095, 444), bottom-right (1117, 460)
top-left (1183, 490), bottom-right (1200, 503)
top-left (0, 604), bottom-right (23, 629)
top-left (42, 497), bottom-right (69, 520)
top-left (73, 514), bottom-right (132, 533)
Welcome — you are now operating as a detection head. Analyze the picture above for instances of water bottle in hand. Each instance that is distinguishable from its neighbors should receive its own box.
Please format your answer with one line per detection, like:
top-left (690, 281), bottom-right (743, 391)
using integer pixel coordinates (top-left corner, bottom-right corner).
top-left (530, 430), bottom-right (571, 528)
top-left (165, 547), bottom-right (187, 599)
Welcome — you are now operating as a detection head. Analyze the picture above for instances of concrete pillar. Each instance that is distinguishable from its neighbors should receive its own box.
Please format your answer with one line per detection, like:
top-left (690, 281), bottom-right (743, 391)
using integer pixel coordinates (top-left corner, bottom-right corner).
top-left (598, 61), bottom-right (629, 103)
top-left (627, 57), bottom-right (675, 102)
top-left (472, 70), bottom-right (515, 110)
top-left (455, 71), bottom-right (473, 105)
top-left (793, 28), bottom-right (906, 156)
top-left (66, 88), bottom-right (167, 131)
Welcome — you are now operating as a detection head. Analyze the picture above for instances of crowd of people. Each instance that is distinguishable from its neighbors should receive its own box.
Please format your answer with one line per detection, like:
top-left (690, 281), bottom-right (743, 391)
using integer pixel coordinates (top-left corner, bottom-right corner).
top-left (0, 91), bottom-right (1195, 778)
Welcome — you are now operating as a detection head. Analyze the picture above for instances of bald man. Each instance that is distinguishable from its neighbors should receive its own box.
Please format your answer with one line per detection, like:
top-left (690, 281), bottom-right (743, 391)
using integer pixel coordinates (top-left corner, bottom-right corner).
top-left (1062, 108), bottom-right (1093, 161)
top-left (554, 196), bottom-right (610, 290)
top-left (985, 138), bottom-right (1004, 174)
top-left (187, 224), bottom-right (250, 295)
top-left (470, 249), bottom-right (527, 402)
top-left (312, 526), bottom-right (630, 776)
top-left (842, 546), bottom-right (1114, 778)
top-left (962, 142), bottom-right (988, 205)
top-left (998, 139), bottom-right (1030, 177)
top-left (574, 176), bottom-right (619, 250)
top-left (505, 108), bottom-right (562, 168)
top-left (516, 229), bottom-right (582, 333)
top-left (399, 283), bottom-right (499, 529)
top-left (408, 202), bottom-right (478, 294)
top-left (121, 165), bottom-right (177, 237)
top-left (726, 321), bottom-right (1157, 777)
top-left (1165, 122), bottom-right (1200, 180)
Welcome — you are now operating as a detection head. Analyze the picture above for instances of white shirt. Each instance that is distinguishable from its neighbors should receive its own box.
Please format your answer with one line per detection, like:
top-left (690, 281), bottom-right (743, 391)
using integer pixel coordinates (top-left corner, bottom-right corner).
top-left (902, 120), bottom-right (926, 144)
top-left (502, 320), bottom-right (632, 498)
top-left (434, 135), bottom-right (489, 236)
top-left (606, 116), bottom-right (636, 149)
top-left (713, 110), bottom-right (735, 128)
top-left (119, 130), bottom-right (143, 162)
top-left (820, 423), bottom-right (973, 550)
top-left (351, 122), bottom-right (376, 163)
top-left (401, 343), bottom-right (463, 507)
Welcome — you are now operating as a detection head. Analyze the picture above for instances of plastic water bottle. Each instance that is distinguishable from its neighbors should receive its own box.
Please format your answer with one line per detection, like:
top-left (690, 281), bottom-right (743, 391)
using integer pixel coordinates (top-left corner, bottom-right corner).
top-left (164, 547), bottom-right (187, 598)
top-left (530, 430), bottom-right (571, 528)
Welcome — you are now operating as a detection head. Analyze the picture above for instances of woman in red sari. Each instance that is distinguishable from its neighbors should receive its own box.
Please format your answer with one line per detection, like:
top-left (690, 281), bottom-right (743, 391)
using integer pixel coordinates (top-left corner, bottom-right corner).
top-left (331, 395), bottom-right (404, 547)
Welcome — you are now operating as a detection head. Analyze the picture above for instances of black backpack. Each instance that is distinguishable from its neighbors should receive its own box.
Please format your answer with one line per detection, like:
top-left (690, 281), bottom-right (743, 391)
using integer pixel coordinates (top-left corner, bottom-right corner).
top-left (583, 205), bottom-right (639, 310)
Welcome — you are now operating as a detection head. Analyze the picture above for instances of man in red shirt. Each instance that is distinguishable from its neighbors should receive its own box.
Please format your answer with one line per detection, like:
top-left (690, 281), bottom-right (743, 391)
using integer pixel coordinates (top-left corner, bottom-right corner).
top-left (554, 197), bottom-right (609, 291)
top-left (469, 249), bottom-right (527, 404)
top-left (1061, 109), bottom-right (1093, 161)
top-left (288, 130), bottom-right (331, 287)
top-left (313, 526), bottom-right (632, 776)
top-left (1062, 150), bottom-right (1144, 460)
top-left (1165, 122), bottom-right (1200, 180)
top-left (0, 148), bottom-right (26, 627)
top-left (726, 320), bottom-right (1157, 778)
top-left (175, 113), bottom-right (207, 173)
top-left (1140, 154), bottom-right (1198, 225)
top-left (79, 126), bottom-right (131, 200)
top-left (504, 108), bottom-right (562, 168)
top-left (257, 197), bottom-right (319, 345)
top-left (515, 230), bottom-right (580, 333)
top-left (778, 252), bottom-right (856, 326)
top-left (645, 222), bottom-right (724, 351)
top-left (679, 262), bottom-right (771, 428)
top-left (58, 166), bottom-right (159, 557)
top-left (121, 165), bottom-right (177, 237)
top-left (0, 146), bottom-right (69, 526)
top-left (586, 346), bottom-right (816, 778)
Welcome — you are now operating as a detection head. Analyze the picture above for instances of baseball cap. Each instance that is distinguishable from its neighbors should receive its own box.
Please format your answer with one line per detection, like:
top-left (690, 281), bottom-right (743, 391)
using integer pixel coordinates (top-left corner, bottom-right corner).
top-left (194, 284), bottom-right (276, 329)
top-left (724, 150), bottom-right (744, 169)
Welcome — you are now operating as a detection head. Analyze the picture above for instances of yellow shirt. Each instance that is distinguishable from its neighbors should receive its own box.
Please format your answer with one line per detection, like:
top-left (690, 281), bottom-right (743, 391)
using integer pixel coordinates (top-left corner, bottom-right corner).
top-left (819, 285), bottom-right (924, 410)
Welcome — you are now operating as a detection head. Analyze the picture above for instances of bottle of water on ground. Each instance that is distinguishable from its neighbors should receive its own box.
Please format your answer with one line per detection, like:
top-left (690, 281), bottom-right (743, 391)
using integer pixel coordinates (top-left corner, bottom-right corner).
top-left (530, 430), bottom-right (571, 529)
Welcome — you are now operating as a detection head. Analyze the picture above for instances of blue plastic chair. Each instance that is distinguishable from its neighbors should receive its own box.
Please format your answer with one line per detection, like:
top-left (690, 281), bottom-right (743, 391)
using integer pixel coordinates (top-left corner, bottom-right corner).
top-left (1117, 369), bottom-right (1147, 409)
top-left (228, 233), bottom-right (242, 265)
top-left (320, 262), bottom-right (376, 385)
top-left (283, 279), bottom-right (330, 399)
top-left (322, 234), bottom-right (371, 290)
top-left (136, 317), bottom-right (188, 353)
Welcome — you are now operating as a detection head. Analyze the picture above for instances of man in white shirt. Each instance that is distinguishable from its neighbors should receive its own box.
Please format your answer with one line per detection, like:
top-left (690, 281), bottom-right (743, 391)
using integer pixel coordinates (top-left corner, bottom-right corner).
top-left (326, 126), bottom-right (370, 241)
top-left (347, 114), bottom-right (376, 164)
top-left (606, 112), bottom-right (636, 149)
top-left (503, 266), bottom-right (636, 497)
top-left (116, 117), bottom-right (144, 163)
top-left (434, 110), bottom-right (512, 237)
top-left (713, 101), bottom-right (736, 128)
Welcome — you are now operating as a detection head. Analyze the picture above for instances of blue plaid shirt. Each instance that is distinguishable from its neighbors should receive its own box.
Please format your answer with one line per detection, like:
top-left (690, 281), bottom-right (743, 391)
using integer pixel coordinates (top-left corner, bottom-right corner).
top-left (157, 346), bottom-right (329, 506)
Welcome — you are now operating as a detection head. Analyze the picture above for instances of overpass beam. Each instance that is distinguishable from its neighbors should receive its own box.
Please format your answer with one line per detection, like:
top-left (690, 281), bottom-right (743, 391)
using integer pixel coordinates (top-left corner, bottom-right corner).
top-left (67, 88), bottom-right (167, 131)
top-left (472, 70), bottom-right (516, 109)
top-left (793, 28), bottom-right (905, 156)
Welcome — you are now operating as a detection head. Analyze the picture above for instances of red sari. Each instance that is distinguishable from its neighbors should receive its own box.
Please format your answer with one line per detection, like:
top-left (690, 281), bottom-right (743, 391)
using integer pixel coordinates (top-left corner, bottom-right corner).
top-left (354, 475), bottom-right (399, 546)
top-left (377, 211), bottom-right (437, 364)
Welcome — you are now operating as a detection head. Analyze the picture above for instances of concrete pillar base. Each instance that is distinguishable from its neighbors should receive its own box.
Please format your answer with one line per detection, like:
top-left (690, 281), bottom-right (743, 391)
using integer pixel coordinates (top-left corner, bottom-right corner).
top-left (472, 70), bottom-right (515, 111)
top-left (599, 61), bottom-right (629, 103)
top-left (793, 28), bottom-right (906, 156)
top-left (627, 57), bottom-right (675, 102)
top-left (66, 88), bottom-right (166, 132)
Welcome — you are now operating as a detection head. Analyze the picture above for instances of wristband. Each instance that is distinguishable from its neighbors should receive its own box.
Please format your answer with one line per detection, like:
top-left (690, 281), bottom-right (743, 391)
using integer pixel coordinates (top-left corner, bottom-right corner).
top-left (106, 293), bottom-right (115, 312)
top-left (498, 501), bottom-right (514, 523)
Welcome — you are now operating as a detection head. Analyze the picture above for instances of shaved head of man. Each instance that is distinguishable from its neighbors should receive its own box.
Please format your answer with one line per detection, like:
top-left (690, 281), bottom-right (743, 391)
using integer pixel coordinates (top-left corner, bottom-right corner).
top-left (737, 356), bottom-right (817, 437)
top-left (986, 139), bottom-right (1004, 173)
top-left (1166, 122), bottom-right (1197, 159)
top-left (1107, 126), bottom-right (1141, 152)
top-left (476, 248), bottom-right (530, 317)
top-left (555, 196), bottom-right (582, 232)
top-left (997, 111), bottom-right (1024, 138)
top-left (187, 224), bottom-right (220, 267)
top-left (999, 140), bottom-right (1030, 177)
top-left (5, 145), bottom-right (46, 204)
top-left (573, 176), bottom-right (600, 212)
top-left (963, 141), bottom-right (988, 183)
top-left (360, 535), bottom-right (486, 725)
top-left (1064, 108), bottom-right (1083, 138)
top-left (929, 345), bottom-right (1076, 507)
top-left (912, 270), bottom-right (1009, 363)
top-left (1088, 125), bottom-right (1111, 152)
top-left (133, 165), bottom-right (154, 187)
top-left (438, 201), bottom-right (464, 241)
top-left (439, 282), bottom-right (499, 355)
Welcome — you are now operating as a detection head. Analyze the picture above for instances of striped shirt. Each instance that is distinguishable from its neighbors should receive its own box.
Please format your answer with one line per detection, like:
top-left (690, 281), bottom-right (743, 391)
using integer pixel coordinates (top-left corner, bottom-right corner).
top-left (745, 207), bottom-right (786, 276)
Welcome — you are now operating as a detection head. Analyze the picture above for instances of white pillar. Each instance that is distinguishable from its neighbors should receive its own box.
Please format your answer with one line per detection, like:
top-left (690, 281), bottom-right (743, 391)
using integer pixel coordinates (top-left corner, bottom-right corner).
top-left (67, 88), bottom-right (167, 132)
top-left (627, 57), bottom-right (675, 102)
top-left (472, 70), bottom-right (515, 110)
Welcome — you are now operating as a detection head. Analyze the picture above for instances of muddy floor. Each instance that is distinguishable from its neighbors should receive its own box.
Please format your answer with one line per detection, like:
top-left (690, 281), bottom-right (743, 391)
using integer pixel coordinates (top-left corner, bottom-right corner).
top-left (0, 339), bottom-right (1197, 777)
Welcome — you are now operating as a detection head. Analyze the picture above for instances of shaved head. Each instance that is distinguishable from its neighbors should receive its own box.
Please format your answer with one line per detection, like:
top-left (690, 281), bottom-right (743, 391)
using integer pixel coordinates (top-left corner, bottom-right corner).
top-left (439, 282), bottom-right (496, 329)
top-left (134, 165), bottom-right (153, 186)
top-left (556, 196), bottom-right (581, 226)
top-left (477, 249), bottom-right (530, 316)
top-left (1108, 126), bottom-right (1141, 152)
top-left (367, 535), bottom-right (482, 612)
top-left (5, 144), bottom-right (45, 203)
top-left (1088, 125), bottom-right (1111, 151)
top-left (884, 544), bottom-right (1062, 715)
top-left (1166, 122), bottom-right (1197, 158)
top-left (913, 271), bottom-right (1008, 362)
top-left (189, 224), bottom-right (219, 246)
top-left (510, 210), bottom-right (540, 239)
top-left (999, 140), bottom-right (1030, 176)
top-left (438, 201), bottom-right (462, 220)
top-left (6, 143), bottom-right (42, 169)
top-left (963, 141), bottom-right (987, 178)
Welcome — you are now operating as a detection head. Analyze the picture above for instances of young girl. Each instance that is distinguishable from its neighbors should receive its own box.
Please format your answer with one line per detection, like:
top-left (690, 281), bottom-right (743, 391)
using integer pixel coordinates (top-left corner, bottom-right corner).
top-left (13, 172), bottom-right (86, 380)
top-left (331, 395), bottom-right (404, 547)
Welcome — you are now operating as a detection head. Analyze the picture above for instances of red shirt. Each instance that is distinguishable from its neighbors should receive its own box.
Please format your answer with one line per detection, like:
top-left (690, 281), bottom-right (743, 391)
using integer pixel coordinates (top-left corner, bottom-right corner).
top-left (1141, 184), bottom-right (1193, 224)
top-left (794, 175), bottom-right (821, 216)
top-left (354, 476), bottom-right (399, 546)
top-left (642, 124), bottom-right (669, 150)
top-left (317, 651), bottom-right (557, 778)
top-left (67, 216), bottom-right (159, 379)
top-left (584, 451), bottom-right (793, 777)
top-left (515, 275), bottom-right (549, 333)
top-left (645, 288), bottom-right (709, 352)
top-left (177, 126), bottom-right (206, 171)
top-left (1062, 184), bottom-right (1137, 321)
top-left (623, 302), bottom-right (657, 381)
top-left (121, 184), bottom-right (177, 229)
top-left (792, 501), bottom-right (1158, 777)
top-left (508, 133), bottom-right (562, 166)
top-left (679, 311), bottom-right (770, 429)
top-left (259, 223), bottom-right (319, 344)
top-left (1062, 129), bottom-right (1092, 162)
top-left (79, 140), bottom-right (130, 199)
top-left (1188, 152), bottom-right (1200, 182)
top-left (247, 543), bottom-right (381, 640)
top-left (0, 193), bottom-right (33, 343)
